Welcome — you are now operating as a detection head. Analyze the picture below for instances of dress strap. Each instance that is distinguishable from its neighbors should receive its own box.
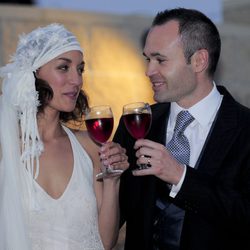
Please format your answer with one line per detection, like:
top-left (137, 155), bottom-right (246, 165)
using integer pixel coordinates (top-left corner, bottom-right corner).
top-left (61, 125), bottom-right (93, 183)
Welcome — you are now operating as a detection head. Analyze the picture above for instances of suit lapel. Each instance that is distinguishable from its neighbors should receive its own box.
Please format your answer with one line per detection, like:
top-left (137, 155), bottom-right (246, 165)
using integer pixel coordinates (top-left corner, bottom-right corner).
top-left (147, 103), bottom-right (170, 144)
top-left (197, 86), bottom-right (240, 173)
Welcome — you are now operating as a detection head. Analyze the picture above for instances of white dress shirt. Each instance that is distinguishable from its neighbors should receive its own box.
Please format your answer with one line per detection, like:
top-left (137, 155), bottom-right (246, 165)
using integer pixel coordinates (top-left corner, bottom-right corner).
top-left (168, 83), bottom-right (223, 197)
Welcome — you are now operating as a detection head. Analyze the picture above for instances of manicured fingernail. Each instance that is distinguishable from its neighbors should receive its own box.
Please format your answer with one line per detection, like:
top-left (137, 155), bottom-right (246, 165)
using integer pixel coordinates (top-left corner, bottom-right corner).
top-left (100, 153), bottom-right (105, 158)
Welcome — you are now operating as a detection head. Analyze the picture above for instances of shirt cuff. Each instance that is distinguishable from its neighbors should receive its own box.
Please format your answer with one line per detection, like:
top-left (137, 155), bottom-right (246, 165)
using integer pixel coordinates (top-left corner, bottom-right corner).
top-left (169, 165), bottom-right (187, 198)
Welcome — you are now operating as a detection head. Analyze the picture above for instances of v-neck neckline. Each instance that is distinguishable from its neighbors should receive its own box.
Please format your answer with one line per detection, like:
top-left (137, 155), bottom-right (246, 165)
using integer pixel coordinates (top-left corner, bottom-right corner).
top-left (33, 126), bottom-right (76, 202)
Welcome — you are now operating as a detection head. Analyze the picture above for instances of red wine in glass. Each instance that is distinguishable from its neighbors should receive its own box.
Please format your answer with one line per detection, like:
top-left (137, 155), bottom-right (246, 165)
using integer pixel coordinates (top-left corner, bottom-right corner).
top-left (123, 113), bottom-right (151, 139)
top-left (122, 102), bottom-right (152, 170)
top-left (85, 105), bottom-right (123, 179)
top-left (85, 117), bottom-right (114, 144)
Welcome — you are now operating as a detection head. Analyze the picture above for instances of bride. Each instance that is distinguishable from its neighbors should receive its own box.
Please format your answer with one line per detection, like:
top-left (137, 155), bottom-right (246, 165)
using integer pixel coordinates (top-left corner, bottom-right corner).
top-left (0, 23), bottom-right (128, 250)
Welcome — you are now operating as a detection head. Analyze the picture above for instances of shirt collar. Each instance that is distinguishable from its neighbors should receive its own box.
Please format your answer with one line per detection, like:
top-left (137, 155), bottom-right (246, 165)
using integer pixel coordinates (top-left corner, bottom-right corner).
top-left (169, 82), bottom-right (223, 128)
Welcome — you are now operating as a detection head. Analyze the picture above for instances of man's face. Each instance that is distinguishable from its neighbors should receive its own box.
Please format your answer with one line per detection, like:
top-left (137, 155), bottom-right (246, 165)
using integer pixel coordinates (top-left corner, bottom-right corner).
top-left (143, 21), bottom-right (198, 108)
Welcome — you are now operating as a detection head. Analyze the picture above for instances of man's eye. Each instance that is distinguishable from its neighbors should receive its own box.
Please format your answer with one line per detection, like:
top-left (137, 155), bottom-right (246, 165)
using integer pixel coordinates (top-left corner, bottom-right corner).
top-left (157, 59), bottom-right (165, 64)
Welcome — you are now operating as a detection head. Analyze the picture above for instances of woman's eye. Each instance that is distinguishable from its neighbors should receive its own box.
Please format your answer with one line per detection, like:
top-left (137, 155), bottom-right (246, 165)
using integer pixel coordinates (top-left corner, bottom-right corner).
top-left (78, 66), bottom-right (84, 74)
top-left (58, 65), bottom-right (69, 71)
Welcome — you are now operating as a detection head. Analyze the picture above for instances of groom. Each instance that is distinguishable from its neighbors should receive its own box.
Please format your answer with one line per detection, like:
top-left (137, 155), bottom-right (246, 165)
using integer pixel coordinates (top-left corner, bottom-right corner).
top-left (114, 8), bottom-right (250, 250)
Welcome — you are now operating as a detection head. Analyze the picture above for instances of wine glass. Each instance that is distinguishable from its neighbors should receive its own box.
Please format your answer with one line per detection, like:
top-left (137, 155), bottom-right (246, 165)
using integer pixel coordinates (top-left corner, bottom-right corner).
top-left (122, 102), bottom-right (152, 169)
top-left (85, 105), bottom-right (123, 179)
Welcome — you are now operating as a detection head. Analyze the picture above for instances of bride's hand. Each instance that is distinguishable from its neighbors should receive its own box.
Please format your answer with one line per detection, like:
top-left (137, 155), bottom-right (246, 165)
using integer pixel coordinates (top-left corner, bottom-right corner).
top-left (99, 142), bottom-right (129, 179)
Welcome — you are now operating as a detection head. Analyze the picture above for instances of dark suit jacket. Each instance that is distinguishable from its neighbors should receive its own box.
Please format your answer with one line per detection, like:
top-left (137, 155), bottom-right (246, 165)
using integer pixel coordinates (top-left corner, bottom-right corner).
top-left (113, 86), bottom-right (250, 250)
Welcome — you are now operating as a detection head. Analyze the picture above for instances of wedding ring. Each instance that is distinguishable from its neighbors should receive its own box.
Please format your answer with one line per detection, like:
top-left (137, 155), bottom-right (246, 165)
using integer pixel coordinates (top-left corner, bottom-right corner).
top-left (147, 157), bottom-right (151, 167)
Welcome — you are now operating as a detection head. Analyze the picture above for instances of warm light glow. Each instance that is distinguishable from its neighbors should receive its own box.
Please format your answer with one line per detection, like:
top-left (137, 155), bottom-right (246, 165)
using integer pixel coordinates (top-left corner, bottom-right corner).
top-left (77, 27), bottom-right (154, 135)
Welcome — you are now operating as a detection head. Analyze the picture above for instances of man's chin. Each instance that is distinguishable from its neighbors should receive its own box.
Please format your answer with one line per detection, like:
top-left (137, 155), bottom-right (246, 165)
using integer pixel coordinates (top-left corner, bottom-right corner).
top-left (154, 94), bottom-right (171, 103)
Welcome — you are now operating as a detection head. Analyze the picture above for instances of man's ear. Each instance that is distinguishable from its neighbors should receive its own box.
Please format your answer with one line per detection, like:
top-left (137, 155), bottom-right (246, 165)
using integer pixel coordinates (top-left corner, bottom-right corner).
top-left (191, 49), bottom-right (209, 73)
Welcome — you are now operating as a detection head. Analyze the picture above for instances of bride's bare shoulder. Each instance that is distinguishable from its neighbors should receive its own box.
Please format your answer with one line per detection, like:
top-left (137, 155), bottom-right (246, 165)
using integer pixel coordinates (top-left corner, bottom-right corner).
top-left (72, 128), bottom-right (91, 143)
top-left (70, 128), bottom-right (99, 157)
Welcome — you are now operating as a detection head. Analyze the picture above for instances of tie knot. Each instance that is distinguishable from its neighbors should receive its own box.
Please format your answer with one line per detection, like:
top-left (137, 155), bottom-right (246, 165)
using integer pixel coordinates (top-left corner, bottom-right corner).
top-left (174, 110), bottom-right (194, 133)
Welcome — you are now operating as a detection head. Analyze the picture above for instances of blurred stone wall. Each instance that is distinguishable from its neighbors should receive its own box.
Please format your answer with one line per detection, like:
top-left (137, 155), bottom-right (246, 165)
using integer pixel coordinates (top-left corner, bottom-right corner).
top-left (216, 0), bottom-right (250, 107)
top-left (0, 3), bottom-right (249, 112)
top-left (0, 3), bottom-right (249, 250)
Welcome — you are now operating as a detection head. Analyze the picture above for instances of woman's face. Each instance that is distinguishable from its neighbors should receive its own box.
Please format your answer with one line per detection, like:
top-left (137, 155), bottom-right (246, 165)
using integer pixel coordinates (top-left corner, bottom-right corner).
top-left (36, 50), bottom-right (84, 113)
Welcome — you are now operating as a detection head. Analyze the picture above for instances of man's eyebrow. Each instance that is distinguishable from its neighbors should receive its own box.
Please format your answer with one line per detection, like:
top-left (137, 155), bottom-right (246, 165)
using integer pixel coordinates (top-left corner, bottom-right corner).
top-left (142, 52), bottom-right (165, 57)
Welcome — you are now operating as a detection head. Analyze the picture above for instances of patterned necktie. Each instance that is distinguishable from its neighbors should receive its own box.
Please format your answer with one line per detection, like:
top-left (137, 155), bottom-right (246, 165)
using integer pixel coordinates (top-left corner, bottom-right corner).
top-left (166, 110), bottom-right (194, 165)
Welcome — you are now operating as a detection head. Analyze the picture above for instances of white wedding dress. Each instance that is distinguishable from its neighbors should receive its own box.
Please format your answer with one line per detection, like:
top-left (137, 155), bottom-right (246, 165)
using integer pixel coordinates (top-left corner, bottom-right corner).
top-left (27, 126), bottom-right (104, 250)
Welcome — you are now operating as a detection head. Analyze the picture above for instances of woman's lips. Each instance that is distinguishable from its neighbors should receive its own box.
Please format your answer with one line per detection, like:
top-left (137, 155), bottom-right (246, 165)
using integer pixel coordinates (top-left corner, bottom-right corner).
top-left (64, 91), bottom-right (78, 100)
